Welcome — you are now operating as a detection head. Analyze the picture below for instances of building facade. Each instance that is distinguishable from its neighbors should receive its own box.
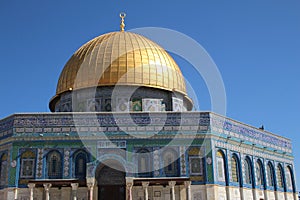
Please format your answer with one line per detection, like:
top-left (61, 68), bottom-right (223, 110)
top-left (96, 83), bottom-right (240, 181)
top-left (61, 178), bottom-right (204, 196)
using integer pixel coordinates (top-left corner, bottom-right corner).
top-left (0, 15), bottom-right (297, 200)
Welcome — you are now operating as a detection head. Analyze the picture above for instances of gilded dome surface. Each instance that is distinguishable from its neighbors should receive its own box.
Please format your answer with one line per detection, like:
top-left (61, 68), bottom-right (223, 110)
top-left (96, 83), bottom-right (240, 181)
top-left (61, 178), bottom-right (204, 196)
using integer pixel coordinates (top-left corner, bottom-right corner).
top-left (55, 31), bottom-right (187, 96)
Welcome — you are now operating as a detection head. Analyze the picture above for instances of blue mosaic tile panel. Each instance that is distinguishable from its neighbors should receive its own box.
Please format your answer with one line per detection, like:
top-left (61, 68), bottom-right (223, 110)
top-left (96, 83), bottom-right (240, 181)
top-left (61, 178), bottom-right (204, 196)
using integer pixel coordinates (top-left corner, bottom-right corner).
top-left (210, 113), bottom-right (291, 149)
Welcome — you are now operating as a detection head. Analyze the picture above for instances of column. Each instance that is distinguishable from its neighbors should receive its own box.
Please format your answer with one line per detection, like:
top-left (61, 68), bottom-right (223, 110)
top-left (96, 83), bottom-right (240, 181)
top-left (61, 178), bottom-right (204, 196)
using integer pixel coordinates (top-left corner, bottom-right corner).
top-left (126, 177), bottom-right (134, 200)
top-left (168, 181), bottom-right (176, 200)
top-left (86, 178), bottom-right (95, 200)
top-left (14, 188), bottom-right (18, 200)
top-left (126, 182), bottom-right (133, 200)
top-left (43, 183), bottom-right (52, 200)
top-left (71, 183), bottom-right (79, 200)
top-left (142, 182), bottom-right (149, 200)
top-left (184, 181), bottom-right (191, 200)
top-left (28, 183), bottom-right (35, 200)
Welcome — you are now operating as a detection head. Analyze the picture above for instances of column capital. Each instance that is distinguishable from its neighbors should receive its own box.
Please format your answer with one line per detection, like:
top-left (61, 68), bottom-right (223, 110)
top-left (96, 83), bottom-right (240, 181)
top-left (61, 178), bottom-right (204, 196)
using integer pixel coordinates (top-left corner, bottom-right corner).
top-left (142, 181), bottom-right (149, 188)
top-left (126, 182), bottom-right (133, 188)
top-left (28, 183), bottom-right (36, 189)
top-left (184, 181), bottom-right (191, 187)
top-left (168, 181), bottom-right (176, 187)
top-left (86, 177), bottom-right (95, 189)
top-left (71, 183), bottom-right (79, 190)
top-left (126, 177), bottom-right (134, 184)
top-left (126, 177), bottom-right (134, 188)
top-left (43, 183), bottom-right (52, 191)
top-left (87, 182), bottom-right (94, 189)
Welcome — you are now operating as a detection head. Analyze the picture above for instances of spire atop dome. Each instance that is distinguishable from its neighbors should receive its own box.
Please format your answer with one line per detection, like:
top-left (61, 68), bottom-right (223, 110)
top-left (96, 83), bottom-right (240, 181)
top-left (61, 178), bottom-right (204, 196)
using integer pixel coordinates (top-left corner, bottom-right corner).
top-left (119, 12), bottom-right (126, 32)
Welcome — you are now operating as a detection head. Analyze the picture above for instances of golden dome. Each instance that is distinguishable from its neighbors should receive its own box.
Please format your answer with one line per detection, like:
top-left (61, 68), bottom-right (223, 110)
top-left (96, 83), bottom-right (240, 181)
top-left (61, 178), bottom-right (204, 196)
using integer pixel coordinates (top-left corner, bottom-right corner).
top-left (55, 31), bottom-right (187, 96)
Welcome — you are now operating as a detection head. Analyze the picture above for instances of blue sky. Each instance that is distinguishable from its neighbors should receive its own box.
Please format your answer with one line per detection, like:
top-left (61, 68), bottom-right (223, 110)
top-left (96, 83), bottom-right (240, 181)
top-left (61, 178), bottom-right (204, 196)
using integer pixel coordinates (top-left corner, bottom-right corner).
top-left (0, 0), bottom-right (299, 189)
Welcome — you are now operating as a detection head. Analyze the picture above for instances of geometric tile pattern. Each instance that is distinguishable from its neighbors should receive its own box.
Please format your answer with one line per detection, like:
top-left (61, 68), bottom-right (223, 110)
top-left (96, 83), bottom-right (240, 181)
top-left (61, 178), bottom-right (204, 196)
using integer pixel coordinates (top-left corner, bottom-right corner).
top-left (63, 149), bottom-right (70, 177)
top-left (36, 148), bottom-right (43, 178)
top-left (211, 113), bottom-right (291, 150)
top-left (179, 146), bottom-right (186, 176)
top-left (2, 112), bottom-right (290, 152)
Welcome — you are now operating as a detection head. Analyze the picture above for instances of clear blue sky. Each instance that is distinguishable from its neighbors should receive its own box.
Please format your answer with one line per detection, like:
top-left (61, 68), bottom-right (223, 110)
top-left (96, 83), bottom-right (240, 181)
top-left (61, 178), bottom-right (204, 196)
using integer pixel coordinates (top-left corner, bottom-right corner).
top-left (0, 0), bottom-right (299, 189)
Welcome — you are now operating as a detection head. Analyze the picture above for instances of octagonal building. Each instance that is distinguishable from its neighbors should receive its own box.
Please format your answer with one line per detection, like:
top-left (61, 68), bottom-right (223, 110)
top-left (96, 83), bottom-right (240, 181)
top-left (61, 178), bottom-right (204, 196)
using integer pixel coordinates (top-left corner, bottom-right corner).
top-left (0, 15), bottom-right (297, 200)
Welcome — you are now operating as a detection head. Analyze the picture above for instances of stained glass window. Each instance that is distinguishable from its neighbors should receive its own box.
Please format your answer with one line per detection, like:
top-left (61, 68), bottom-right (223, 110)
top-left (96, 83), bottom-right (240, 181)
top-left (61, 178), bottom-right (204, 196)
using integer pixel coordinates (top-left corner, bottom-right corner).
top-left (267, 162), bottom-right (275, 187)
top-left (137, 149), bottom-right (152, 177)
top-left (0, 153), bottom-right (7, 186)
top-left (188, 147), bottom-right (205, 181)
top-left (189, 157), bottom-right (202, 175)
top-left (75, 152), bottom-right (87, 179)
top-left (244, 158), bottom-right (252, 184)
top-left (163, 149), bottom-right (179, 177)
top-left (20, 150), bottom-right (35, 179)
top-left (255, 160), bottom-right (264, 186)
top-left (286, 166), bottom-right (294, 191)
top-left (277, 164), bottom-right (284, 188)
top-left (216, 151), bottom-right (225, 182)
top-left (231, 155), bottom-right (239, 183)
top-left (47, 151), bottom-right (62, 179)
top-left (21, 159), bottom-right (35, 178)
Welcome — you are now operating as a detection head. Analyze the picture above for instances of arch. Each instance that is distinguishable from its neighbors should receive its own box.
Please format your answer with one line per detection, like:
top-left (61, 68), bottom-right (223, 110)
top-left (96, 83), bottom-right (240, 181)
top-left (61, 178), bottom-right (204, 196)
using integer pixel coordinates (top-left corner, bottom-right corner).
top-left (95, 159), bottom-right (126, 178)
top-left (244, 157), bottom-right (254, 187)
top-left (46, 150), bottom-right (62, 179)
top-left (216, 150), bottom-right (228, 184)
top-left (286, 165), bottom-right (296, 193)
top-left (74, 150), bottom-right (89, 180)
top-left (231, 154), bottom-right (242, 186)
top-left (276, 164), bottom-right (284, 189)
top-left (255, 159), bottom-right (265, 188)
top-left (0, 153), bottom-right (8, 187)
top-left (136, 148), bottom-right (152, 177)
top-left (20, 150), bottom-right (36, 179)
top-left (267, 161), bottom-right (275, 188)
top-left (188, 147), bottom-right (205, 179)
top-left (96, 160), bottom-right (126, 200)
top-left (162, 148), bottom-right (179, 177)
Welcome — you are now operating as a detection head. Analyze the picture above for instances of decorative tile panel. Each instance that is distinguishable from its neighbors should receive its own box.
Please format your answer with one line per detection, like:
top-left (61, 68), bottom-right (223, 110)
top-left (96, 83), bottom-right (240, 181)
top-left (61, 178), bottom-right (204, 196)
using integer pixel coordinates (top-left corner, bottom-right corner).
top-left (63, 149), bottom-right (70, 177)
top-left (211, 113), bottom-right (291, 151)
top-left (180, 146), bottom-right (186, 176)
top-left (153, 147), bottom-right (160, 177)
top-left (0, 112), bottom-right (292, 153)
top-left (36, 148), bottom-right (43, 178)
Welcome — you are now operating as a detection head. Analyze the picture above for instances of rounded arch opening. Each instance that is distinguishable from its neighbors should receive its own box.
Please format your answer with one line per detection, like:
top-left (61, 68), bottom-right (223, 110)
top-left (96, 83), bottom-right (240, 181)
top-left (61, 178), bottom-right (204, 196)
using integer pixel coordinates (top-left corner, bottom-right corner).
top-left (216, 149), bottom-right (229, 185)
top-left (46, 150), bottom-right (63, 179)
top-left (96, 160), bottom-right (126, 200)
top-left (73, 150), bottom-right (90, 180)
